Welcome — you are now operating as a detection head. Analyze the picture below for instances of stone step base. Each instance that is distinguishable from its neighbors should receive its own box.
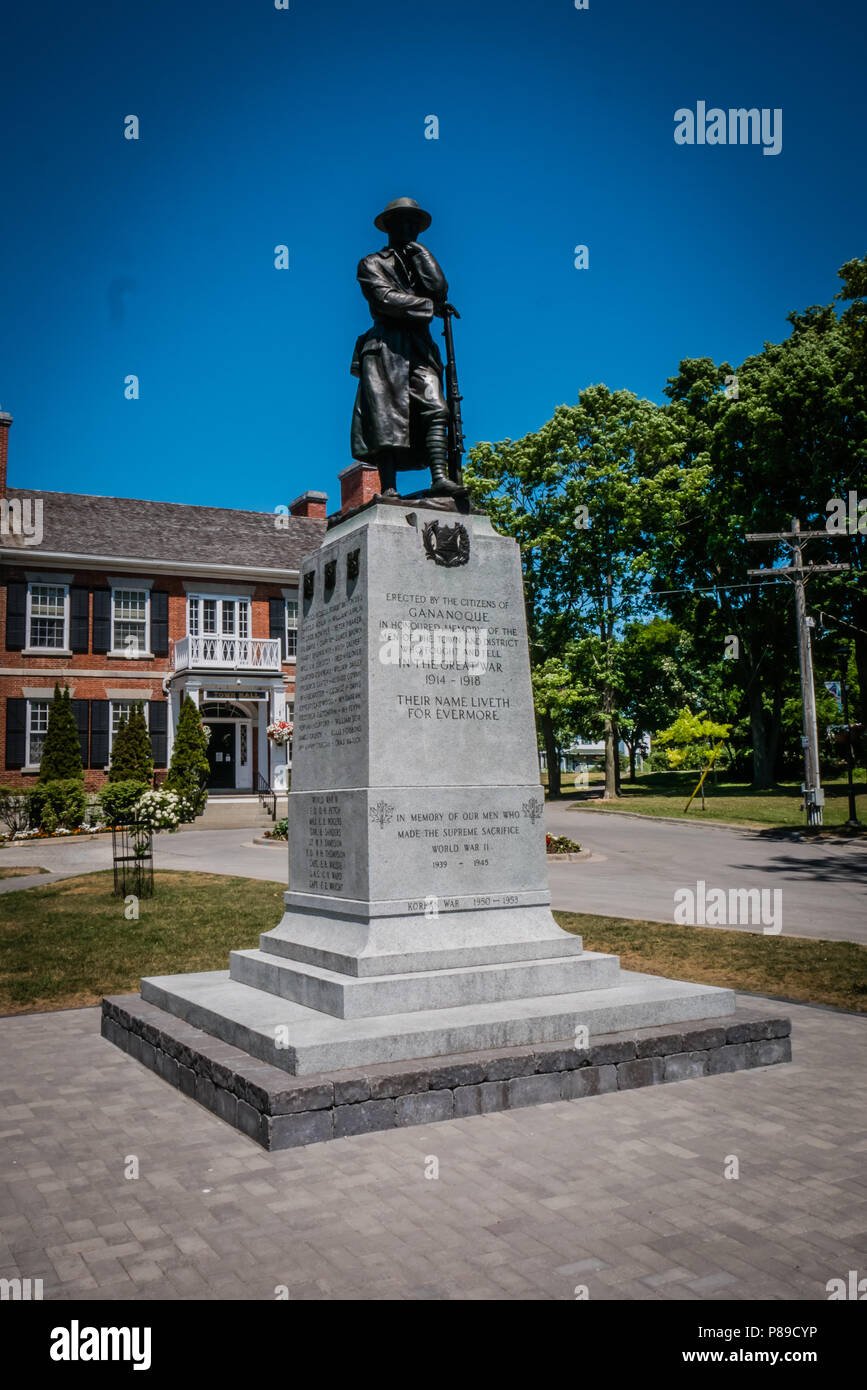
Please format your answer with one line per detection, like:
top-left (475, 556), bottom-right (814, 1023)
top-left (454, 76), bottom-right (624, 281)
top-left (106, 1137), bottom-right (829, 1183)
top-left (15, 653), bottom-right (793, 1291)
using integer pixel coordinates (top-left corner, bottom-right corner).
top-left (101, 993), bottom-right (792, 1152)
top-left (260, 901), bottom-right (584, 977)
top-left (228, 946), bottom-right (622, 1019)
top-left (139, 967), bottom-right (736, 1075)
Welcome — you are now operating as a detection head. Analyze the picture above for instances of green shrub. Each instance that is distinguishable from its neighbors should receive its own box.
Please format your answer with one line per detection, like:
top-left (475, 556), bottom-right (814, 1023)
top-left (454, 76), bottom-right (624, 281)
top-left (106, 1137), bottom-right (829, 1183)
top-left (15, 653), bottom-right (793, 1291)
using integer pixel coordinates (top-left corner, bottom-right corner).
top-left (268, 816), bottom-right (288, 840)
top-left (97, 780), bottom-right (149, 826)
top-left (164, 697), bottom-right (209, 818)
top-left (38, 685), bottom-right (84, 783)
top-left (28, 779), bottom-right (87, 831)
top-left (108, 703), bottom-right (153, 784)
top-left (0, 786), bottom-right (30, 836)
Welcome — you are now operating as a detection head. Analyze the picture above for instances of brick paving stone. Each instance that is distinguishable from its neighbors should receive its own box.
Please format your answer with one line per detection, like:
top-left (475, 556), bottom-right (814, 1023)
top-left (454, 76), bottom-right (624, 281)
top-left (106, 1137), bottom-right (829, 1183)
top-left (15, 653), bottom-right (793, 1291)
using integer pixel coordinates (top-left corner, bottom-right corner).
top-left (0, 995), bottom-right (862, 1300)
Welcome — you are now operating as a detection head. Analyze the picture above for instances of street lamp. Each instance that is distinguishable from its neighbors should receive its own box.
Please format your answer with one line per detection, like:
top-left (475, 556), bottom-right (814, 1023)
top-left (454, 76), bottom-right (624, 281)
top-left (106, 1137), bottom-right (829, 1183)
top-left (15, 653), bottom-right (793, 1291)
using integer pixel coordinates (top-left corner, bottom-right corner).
top-left (835, 643), bottom-right (861, 828)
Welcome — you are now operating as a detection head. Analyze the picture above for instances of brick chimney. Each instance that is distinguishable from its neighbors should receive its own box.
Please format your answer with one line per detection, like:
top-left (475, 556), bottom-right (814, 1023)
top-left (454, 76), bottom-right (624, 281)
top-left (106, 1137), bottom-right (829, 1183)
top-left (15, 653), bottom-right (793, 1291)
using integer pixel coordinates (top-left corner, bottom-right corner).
top-left (289, 490), bottom-right (328, 519)
top-left (338, 461), bottom-right (381, 513)
top-left (0, 408), bottom-right (11, 496)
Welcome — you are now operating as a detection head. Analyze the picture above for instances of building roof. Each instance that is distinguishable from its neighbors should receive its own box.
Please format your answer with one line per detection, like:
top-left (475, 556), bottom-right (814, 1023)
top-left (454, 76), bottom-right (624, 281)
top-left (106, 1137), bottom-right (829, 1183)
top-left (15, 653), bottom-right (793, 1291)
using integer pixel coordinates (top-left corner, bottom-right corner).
top-left (2, 488), bottom-right (325, 573)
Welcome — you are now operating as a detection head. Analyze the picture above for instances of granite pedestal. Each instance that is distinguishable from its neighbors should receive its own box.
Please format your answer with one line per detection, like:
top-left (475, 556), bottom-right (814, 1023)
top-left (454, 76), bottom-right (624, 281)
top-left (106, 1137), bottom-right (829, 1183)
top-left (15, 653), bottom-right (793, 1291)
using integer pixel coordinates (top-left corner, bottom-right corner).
top-left (109, 497), bottom-right (747, 1127)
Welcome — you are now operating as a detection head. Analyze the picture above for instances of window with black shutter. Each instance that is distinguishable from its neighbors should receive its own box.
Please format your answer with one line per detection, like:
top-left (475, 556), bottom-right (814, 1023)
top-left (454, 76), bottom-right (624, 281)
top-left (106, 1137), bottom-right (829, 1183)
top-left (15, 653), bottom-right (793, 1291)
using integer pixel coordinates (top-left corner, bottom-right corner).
top-left (5, 697), bottom-right (26, 768)
top-left (148, 700), bottom-right (168, 766)
top-left (92, 591), bottom-right (111, 653)
top-left (69, 587), bottom-right (90, 653)
top-left (269, 598), bottom-right (286, 660)
top-left (90, 700), bottom-right (110, 768)
top-left (5, 582), bottom-right (26, 651)
top-left (71, 699), bottom-right (89, 766)
top-left (150, 591), bottom-right (169, 656)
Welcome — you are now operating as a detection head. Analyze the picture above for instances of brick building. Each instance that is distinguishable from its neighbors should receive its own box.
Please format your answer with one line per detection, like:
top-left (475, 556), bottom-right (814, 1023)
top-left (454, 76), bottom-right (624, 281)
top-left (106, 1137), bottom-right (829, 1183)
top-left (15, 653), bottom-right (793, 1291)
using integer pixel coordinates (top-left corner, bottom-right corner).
top-left (0, 409), bottom-right (342, 794)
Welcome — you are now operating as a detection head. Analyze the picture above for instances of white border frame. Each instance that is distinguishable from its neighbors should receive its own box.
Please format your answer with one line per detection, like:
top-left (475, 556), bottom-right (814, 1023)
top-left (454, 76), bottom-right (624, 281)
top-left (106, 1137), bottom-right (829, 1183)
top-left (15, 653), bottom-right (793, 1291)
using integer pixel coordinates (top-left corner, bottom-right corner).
top-left (24, 696), bottom-right (51, 770)
top-left (109, 584), bottom-right (152, 658)
top-left (24, 580), bottom-right (69, 653)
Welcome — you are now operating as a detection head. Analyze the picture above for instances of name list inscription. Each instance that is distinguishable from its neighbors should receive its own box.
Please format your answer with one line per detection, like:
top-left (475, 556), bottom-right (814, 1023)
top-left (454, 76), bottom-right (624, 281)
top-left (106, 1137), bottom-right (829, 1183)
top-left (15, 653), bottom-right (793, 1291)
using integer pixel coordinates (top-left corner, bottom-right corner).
top-left (306, 793), bottom-right (345, 894)
top-left (295, 589), bottom-right (365, 752)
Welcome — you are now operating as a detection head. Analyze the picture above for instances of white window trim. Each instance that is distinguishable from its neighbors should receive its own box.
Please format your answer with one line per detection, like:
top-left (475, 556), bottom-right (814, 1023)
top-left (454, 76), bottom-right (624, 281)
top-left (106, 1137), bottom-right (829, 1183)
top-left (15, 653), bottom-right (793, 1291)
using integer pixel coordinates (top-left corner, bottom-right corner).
top-left (25, 581), bottom-right (69, 652)
top-left (285, 597), bottom-right (299, 664)
top-left (108, 584), bottom-right (153, 658)
top-left (24, 697), bottom-right (51, 770)
top-left (187, 594), bottom-right (251, 640)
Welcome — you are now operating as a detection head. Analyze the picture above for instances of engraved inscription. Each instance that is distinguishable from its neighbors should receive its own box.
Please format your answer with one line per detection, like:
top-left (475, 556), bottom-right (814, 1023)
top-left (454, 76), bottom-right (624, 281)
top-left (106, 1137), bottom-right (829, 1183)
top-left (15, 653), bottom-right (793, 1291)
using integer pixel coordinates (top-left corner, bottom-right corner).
top-left (307, 793), bottom-right (345, 894)
top-left (295, 589), bottom-right (364, 752)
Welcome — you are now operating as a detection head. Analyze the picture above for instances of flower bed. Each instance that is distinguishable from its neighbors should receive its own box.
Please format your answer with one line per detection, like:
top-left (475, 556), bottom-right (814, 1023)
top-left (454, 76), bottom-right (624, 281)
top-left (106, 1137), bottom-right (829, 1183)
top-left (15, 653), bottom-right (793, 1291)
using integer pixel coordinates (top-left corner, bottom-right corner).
top-left (546, 833), bottom-right (583, 855)
top-left (8, 823), bottom-right (109, 842)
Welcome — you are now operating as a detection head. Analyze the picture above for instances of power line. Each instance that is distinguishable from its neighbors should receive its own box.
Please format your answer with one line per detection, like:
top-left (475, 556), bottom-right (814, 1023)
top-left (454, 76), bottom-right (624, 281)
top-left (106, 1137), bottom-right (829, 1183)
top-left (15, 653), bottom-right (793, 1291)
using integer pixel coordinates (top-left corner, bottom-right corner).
top-left (649, 580), bottom-right (785, 598)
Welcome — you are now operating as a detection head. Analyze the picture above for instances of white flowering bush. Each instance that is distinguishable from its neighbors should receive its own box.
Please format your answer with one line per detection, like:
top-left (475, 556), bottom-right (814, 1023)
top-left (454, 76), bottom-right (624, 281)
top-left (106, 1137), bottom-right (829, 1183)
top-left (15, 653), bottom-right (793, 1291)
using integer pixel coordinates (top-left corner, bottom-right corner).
top-left (133, 789), bottom-right (189, 832)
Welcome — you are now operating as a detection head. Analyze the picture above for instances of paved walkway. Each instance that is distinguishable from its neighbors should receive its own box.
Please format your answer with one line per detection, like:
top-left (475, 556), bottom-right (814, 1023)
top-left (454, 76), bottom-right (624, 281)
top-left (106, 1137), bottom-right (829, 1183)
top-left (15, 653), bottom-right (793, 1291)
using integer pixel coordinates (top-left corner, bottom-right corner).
top-left (0, 995), bottom-right (863, 1300)
top-left (3, 809), bottom-right (865, 944)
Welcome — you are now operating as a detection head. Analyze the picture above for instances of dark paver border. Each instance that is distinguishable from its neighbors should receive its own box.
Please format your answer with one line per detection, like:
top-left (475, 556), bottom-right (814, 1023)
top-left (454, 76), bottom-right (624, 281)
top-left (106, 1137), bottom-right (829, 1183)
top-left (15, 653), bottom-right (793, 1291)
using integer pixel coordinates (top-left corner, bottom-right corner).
top-left (101, 994), bottom-right (792, 1151)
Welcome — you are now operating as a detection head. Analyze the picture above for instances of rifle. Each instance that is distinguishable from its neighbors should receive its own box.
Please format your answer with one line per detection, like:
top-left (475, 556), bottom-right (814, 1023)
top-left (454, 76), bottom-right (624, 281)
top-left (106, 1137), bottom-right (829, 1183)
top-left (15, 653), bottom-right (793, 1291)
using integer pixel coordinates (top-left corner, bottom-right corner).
top-left (440, 304), bottom-right (465, 487)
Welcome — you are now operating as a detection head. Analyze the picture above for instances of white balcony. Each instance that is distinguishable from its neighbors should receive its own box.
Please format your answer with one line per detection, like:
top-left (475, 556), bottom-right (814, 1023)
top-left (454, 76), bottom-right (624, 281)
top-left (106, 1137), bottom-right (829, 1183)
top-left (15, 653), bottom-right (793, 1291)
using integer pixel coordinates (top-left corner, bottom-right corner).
top-left (172, 635), bottom-right (282, 673)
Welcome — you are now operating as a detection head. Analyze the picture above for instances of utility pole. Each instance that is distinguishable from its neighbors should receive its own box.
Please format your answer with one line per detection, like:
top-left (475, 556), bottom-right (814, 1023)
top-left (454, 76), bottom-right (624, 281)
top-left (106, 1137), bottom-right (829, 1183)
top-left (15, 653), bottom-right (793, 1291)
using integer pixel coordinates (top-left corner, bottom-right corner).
top-left (746, 518), bottom-right (849, 828)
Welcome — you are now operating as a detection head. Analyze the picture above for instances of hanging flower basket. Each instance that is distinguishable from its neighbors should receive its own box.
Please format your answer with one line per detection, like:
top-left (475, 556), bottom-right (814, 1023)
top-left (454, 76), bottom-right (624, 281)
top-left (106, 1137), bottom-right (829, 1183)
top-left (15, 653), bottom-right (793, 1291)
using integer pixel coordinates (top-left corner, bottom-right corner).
top-left (267, 720), bottom-right (294, 747)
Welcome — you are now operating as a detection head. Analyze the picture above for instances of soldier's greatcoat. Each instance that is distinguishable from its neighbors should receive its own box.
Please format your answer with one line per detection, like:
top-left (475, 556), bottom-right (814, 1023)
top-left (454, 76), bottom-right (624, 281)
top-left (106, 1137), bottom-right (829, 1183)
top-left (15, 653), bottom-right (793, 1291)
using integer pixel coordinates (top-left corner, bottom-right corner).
top-left (350, 243), bottom-right (448, 465)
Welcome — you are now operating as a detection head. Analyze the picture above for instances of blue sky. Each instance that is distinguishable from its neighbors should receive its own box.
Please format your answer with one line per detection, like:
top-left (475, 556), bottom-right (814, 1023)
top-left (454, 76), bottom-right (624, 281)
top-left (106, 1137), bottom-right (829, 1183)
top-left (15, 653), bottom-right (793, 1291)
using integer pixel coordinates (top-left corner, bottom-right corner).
top-left (2, 0), bottom-right (864, 513)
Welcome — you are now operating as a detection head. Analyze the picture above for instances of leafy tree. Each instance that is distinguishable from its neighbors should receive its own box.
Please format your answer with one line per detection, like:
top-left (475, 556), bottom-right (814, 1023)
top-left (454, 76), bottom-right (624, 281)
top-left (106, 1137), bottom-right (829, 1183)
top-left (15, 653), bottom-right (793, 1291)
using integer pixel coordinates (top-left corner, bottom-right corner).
top-left (661, 255), bottom-right (867, 783)
top-left (37, 685), bottom-right (83, 783)
top-left (617, 620), bottom-right (699, 780)
top-left (164, 697), bottom-right (209, 818)
top-left (656, 708), bottom-right (732, 767)
top-left (656, 709), bottom-right (732, 807)
top-left (466, 385), bottom-right (701, 797)
top-left (530, 657), bottom-right (583, 791)
top-left (108, 703), bottom-right (153, 784)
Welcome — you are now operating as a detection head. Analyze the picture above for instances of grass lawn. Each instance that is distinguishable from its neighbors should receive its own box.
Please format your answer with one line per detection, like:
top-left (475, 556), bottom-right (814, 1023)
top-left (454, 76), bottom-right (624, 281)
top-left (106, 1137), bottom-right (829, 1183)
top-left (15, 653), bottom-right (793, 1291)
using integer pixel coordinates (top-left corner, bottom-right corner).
top-left (0, 866), bottom-right (49, 878)
top-left (551, 768), bottom-right (867, 830)
top-left (1, 869), bottom-right (864, 1017)
top-left (0, 870), bottom-right (285, 1015)
top-left (555, 911), bottom-right (867, 1013)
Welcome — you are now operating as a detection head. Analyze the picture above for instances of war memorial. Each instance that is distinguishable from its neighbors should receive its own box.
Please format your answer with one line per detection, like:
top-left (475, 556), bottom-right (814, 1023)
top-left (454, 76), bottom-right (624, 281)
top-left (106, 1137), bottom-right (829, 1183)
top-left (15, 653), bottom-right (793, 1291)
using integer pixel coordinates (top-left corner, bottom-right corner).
top-left (102, 198), bottom-right (791, 1147)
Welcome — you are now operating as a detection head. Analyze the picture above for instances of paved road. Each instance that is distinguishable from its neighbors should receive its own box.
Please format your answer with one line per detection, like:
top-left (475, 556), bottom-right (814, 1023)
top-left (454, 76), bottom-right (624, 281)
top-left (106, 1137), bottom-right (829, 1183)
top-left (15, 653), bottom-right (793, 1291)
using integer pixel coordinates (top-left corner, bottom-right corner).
top-left (2, 809), bottom-right (865, 944)
top-left (547, 806), bottom-right (867, 944)
top-left (0, 995), bottom-right (863, 1301)
top-left (0, 829), bottom-right (288, 897)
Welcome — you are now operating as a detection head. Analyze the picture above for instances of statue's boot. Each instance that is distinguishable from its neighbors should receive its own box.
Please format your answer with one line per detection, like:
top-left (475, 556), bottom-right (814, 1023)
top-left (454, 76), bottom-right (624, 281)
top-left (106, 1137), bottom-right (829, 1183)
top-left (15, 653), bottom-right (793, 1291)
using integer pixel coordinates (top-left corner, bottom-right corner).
top-left (427, 423), bottom-right (464, 495)
top-left (377, 453), bottom-right (398, 497)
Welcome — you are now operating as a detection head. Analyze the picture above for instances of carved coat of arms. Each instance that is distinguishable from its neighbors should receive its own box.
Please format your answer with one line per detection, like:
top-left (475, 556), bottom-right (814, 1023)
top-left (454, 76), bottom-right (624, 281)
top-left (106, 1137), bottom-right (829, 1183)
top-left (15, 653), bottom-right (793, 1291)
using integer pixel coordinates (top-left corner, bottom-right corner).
top-left (422, 520), bottom-right (470, 567)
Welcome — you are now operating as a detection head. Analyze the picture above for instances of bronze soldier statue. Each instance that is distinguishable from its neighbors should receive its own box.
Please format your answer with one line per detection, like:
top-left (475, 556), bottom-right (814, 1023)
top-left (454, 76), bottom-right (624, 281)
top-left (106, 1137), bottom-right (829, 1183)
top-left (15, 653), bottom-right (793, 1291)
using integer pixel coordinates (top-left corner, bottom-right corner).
top-left (350, 197), bottom-right (463, 497)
